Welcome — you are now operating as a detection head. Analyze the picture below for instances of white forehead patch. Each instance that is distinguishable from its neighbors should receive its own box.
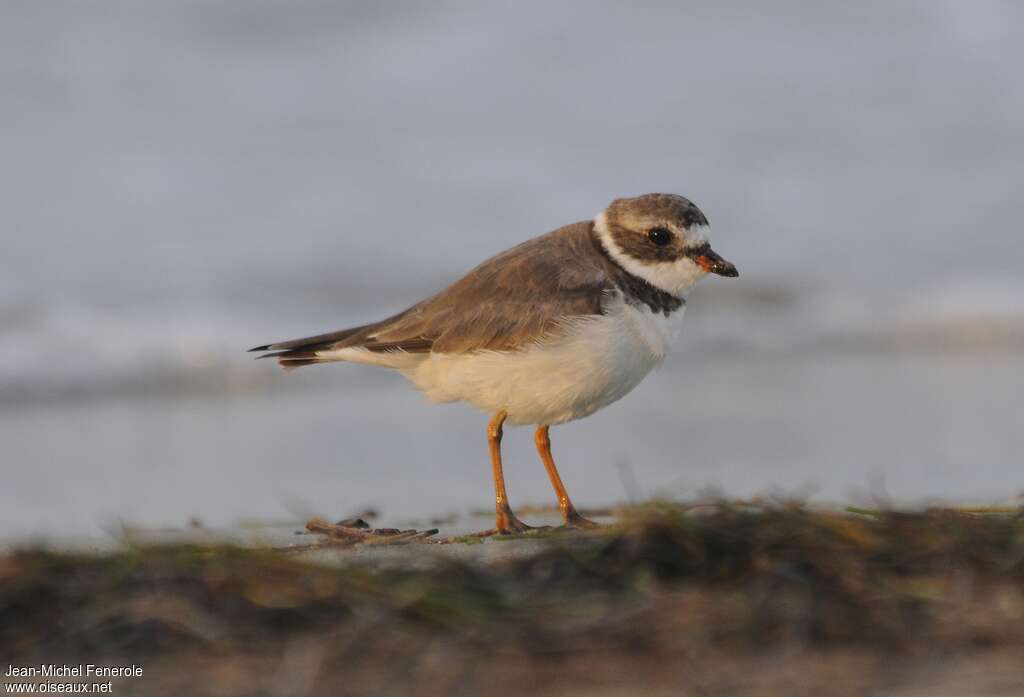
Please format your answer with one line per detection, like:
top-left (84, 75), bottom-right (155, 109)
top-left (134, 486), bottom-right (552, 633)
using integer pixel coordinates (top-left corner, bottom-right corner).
top-left (683, 223), bottom-right (708, 247)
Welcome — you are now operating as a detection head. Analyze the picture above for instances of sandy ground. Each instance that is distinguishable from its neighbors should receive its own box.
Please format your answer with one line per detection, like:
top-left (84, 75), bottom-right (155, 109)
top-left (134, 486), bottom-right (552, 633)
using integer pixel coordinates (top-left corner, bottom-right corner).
top-left (4, 503), bottom-right (1024, 696)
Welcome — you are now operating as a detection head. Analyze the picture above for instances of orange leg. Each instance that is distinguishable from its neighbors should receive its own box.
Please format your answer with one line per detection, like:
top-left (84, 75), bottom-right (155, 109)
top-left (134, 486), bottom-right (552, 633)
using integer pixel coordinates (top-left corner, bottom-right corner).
top-left (486, 411), bottom-right (533, 534)
top-left (534, 425), bottom-right (598, 528)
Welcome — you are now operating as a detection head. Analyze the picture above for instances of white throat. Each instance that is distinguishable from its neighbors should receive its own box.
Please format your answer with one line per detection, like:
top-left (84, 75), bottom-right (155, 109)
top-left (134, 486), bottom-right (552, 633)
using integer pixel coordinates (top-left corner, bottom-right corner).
top-left (593, 211), bottom-right (708, 298)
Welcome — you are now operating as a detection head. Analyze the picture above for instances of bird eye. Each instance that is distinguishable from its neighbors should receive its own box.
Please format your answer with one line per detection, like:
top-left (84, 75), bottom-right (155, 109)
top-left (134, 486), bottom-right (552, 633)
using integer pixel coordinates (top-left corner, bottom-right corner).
top-left (647, 227), bottom-right (672, 246)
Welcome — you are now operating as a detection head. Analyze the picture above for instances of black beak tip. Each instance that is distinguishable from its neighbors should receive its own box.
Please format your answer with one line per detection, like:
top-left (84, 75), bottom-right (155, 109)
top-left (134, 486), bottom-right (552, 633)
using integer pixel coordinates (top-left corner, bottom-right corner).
top-left (715, 263), bottom-right (739, 278)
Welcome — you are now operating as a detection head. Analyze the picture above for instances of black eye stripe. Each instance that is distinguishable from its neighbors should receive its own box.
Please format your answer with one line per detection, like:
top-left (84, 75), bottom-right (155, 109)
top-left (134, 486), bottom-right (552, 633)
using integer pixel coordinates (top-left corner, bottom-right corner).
top-left (647, 227), bottom-right (672, 246)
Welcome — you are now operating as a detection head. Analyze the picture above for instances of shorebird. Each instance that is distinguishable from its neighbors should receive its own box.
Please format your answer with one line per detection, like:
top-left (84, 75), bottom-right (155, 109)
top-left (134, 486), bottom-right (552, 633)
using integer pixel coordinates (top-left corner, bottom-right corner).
top-left (251, 193), bottom-right (737, 534)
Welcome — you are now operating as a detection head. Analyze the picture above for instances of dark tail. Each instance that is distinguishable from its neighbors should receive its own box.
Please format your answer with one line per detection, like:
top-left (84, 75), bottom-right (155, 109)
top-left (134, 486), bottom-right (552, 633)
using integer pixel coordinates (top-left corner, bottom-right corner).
top-left (248, 324), bottom-right (371, 371)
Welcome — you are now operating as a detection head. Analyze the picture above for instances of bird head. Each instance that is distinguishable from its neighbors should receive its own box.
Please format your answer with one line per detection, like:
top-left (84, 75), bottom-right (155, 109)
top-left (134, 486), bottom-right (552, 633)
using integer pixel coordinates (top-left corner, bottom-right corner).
top-left (594, 193), bottom-right (737, 298)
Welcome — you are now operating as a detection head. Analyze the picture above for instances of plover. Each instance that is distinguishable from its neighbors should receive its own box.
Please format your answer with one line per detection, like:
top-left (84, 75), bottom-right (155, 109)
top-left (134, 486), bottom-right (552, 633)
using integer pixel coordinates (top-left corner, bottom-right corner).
top-left (251, 193), bottom-right (737, 534)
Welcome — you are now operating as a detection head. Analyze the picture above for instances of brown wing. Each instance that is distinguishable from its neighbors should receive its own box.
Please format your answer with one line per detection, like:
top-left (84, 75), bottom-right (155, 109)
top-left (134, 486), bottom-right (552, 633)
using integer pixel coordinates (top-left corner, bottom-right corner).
top-left (372, 222), bottom-right (612, 353)
top-left (250, 221), bottom-right (614, 366)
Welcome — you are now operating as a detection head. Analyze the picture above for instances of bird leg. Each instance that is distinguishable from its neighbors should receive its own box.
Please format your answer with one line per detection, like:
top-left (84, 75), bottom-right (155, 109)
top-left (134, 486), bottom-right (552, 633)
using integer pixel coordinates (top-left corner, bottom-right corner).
top-left (485, 411), bottom-right (534, 534)
top-left (535, 425), bottom-right (599, 529)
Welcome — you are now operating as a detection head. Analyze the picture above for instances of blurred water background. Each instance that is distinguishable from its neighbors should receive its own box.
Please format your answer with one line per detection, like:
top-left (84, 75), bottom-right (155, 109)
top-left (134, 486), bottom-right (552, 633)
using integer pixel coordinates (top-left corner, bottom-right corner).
top-left (2, 0), bottom-right (1023, 543)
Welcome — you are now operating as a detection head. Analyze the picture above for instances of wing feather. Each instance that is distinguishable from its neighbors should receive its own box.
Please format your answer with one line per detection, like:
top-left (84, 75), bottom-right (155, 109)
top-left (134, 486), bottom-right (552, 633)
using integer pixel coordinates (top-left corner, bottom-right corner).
top-left (368, 222), bottom-right (611, 353)
top-left (249, 222), bottom-right (613, 367)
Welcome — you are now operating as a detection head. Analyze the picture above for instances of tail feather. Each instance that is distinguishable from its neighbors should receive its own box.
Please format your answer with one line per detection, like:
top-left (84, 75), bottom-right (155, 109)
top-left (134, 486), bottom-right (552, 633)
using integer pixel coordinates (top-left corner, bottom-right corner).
top-left (249, 323), bottom-right (376, 371)
top-left (248, 324), bottom-right (370, 354)
top-left (278, 357), bottom-right (321, 371)
top-left (250, 312), bottom-right (432, 371)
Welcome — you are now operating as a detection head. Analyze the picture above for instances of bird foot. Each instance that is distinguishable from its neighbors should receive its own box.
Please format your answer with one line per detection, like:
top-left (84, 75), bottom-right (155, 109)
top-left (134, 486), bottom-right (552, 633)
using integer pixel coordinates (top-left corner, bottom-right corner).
top-left (474, 526), bottom-right (556, 538)
top-left (563, 512), bottom-right (602, 530)
top-left (474, 512), bottom-right (553, 537)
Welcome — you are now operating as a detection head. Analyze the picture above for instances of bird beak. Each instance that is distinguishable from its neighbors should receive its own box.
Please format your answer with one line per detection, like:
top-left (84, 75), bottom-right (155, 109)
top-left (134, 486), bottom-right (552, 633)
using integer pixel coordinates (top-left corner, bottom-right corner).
top-left (695, 248), bottom-right (739, 277)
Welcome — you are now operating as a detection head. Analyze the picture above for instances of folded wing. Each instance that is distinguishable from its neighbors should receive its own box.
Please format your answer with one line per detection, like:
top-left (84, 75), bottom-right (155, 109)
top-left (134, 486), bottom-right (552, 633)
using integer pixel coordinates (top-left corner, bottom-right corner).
top-left (249, 223), bottom-right (612, 369)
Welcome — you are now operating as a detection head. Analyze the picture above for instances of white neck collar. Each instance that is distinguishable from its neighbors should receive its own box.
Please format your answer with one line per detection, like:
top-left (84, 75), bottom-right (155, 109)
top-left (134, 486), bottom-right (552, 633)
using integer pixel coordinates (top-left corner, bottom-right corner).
top-left (593, 211), bottom-right (707, 298)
